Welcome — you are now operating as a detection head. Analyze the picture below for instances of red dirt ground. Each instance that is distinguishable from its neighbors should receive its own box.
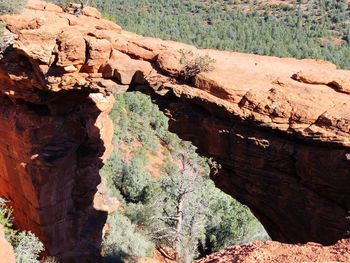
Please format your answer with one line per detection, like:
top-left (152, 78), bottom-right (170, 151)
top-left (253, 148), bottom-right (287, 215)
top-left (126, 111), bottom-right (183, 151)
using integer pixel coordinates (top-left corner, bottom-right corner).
top-left (196, 239), bottom-right (350, 263)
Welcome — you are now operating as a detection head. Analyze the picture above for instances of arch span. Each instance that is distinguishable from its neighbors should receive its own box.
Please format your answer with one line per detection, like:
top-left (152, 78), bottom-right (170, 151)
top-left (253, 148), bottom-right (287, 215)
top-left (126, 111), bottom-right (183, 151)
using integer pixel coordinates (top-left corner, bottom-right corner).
top-left (0, 2), bottom-right (349, 260)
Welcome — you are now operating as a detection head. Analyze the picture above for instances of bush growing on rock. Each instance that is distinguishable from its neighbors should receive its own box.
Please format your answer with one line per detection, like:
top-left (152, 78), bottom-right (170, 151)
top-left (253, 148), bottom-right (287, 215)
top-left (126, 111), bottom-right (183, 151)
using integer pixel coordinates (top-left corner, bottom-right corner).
top-left (104, 148), bottom-right (153, 203)
top-left (0, 0), bottom-right (27, 36)
top-left (179, 49), bottom-right (216, 81)
top-left (13, 231), bottom-right (44, 263)
top-left (102, 211), bottom-right (154, 262)
top-left (0, 198), bottom-right (15, 240)
top-left (0, 198), bottom-right (44, 263)
top-left (0, 0), bottom-right (28, 15)
top-left (116, 157), bottom-right (152, 203)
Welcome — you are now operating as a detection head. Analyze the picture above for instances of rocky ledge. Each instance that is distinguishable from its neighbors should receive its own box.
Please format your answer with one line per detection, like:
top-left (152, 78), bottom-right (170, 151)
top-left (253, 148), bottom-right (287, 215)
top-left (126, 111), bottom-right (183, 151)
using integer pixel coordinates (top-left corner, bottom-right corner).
top-left (0, 0), bottom-right (349, 261)
top-left (197, 239), bottom-right (350, 263)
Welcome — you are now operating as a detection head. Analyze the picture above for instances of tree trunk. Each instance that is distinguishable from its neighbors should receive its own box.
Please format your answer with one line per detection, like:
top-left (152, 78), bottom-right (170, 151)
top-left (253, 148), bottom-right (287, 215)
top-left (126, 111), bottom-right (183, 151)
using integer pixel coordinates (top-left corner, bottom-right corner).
top-left (175, 193), bottom-right (184, 262)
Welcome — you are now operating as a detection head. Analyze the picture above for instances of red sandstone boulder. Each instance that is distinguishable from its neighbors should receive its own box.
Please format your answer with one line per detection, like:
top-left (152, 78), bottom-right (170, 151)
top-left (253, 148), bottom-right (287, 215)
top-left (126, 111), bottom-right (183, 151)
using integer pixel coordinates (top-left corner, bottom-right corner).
top-left (1, 16), bottom-right (44, 34)
top-left (56, 29), bottom-right (86, 67)
top-left (14, 30), bottom-right (56, 64)
top-left (294, 69), bottom-right (350, 94)
top-left (83, 6), bottom-right (102, 19)
top-left (85, 36), bottom-right (112, 72)
top-left (26, 0), bottom-right (47, 11)
top-left (44, 3), bottom-right (63, 13)
top-left (113, 36), bottom-right (194, 62)
top-left (100, 50), bottom-right (154, 85)
top-left (113, 38), bottom-right (159, 61)
top-left (156, 50), bottom-right (183, 77)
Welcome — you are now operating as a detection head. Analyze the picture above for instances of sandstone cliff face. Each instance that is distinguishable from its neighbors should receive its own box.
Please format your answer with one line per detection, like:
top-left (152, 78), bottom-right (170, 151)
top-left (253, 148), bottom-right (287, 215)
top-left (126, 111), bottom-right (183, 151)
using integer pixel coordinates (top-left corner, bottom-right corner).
top-left (0, 0), bottom-right (349, 260)
top-left (0, 1), bottom-right (116, 260)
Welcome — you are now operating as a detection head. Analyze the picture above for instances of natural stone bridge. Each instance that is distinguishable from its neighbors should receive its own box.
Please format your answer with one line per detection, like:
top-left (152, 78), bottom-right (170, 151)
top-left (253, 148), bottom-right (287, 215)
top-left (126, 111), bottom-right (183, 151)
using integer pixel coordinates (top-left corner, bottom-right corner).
top-left (0, 1), bottom-right (349, 261)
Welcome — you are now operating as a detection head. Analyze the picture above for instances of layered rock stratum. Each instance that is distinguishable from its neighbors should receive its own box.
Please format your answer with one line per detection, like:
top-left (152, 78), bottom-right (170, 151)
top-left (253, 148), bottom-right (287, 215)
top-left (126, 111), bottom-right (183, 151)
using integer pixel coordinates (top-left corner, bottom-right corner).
top-left (0, 0), bottom-right (349, 261)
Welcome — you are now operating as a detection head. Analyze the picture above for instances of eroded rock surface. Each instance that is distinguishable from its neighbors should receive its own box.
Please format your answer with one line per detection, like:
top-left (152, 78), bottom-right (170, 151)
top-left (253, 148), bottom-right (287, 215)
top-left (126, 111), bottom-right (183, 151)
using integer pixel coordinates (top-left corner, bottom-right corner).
top-left (0, 1), bottom-right (116, 261)
top-left (196, 239), bottom-right (350, 263)
top-left (0, 0), bottom-right (349, 260)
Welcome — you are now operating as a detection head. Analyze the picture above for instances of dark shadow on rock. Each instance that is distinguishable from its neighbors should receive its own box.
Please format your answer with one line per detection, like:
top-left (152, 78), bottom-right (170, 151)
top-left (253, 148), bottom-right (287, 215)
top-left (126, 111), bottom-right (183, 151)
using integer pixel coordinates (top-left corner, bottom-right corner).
top-left (132, 84), bottom-right (350, 246)
top-left (0, 44), bottom-right (109, 262)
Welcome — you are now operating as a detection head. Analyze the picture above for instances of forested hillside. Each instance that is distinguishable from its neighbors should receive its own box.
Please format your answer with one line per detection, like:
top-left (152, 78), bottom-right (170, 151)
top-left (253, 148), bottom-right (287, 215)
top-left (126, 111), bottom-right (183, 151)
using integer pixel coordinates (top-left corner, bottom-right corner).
top-left (53, 0), bottom-right (350, 68)
top-left (100, 93), bottom-right (268, 262)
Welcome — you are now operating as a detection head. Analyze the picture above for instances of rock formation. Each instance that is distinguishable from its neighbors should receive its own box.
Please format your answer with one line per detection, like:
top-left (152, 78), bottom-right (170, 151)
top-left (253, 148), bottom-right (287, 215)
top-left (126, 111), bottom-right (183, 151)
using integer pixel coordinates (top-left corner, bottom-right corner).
top-left (0, 0), bottom-right (349, 260)
top-left (196, 238), bottom-right (350, 263)
top-left (0, 1), bottom-right (116, 261)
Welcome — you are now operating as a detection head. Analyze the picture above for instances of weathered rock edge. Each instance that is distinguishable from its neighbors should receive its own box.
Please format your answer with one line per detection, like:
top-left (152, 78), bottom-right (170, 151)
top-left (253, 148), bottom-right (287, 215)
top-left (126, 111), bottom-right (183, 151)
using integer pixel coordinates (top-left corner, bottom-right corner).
top-left (196, 239), bottom-right (350, 263)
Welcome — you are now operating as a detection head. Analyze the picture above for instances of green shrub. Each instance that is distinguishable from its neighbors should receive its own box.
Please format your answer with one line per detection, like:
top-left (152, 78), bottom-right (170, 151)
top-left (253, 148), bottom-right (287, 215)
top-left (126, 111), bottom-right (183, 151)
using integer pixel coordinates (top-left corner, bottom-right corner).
top-left (102, 211), bottom-right (154, 262)
top-left (0, 22), bottom-right (4, 37)
top-left (102, 148), bottom-right (153, 203)
top-left (115, 157), bottom-right (152, 203)
top-left (108, 92), bottom-right (168, 152)
top-left (203, 185), bottom-right (268, 253)
top-left (0, 198), bottom-right (16, 240)
top-left (0, 198), bottom-right (44, 262)
top-left (179, 49), bottom-right (216, 80)
top-left (13, 231), bottom-right (44, 263)
top-left (0, 0), bottom-right (28, 15)
top-left (102, 91), bottom-right (269, 260)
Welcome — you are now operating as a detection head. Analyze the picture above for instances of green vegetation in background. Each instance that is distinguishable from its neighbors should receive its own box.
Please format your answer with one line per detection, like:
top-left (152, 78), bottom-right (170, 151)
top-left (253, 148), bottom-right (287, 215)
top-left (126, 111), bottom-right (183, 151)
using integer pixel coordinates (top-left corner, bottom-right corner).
top-left (0, 22), bottom-right (4, 36)
top-left (103, 211), bottom-right (155, 262)
top-left (50, 0), bottom-right (350, 69)
top-left (0, 0), bottom-right (28, 36)
top-left (0, 198), bottom-right (44, 263)
top-left (101, 92), bottom-right (269, 262)
top-left (0, 0), bottom-right (28, 15)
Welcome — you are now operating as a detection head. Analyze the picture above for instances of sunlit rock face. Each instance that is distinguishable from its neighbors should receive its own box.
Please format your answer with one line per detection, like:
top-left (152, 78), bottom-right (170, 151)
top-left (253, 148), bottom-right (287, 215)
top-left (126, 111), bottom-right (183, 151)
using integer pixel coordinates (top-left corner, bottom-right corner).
top-left (196, 239), bottom-right (350, 263)
top-left (0, 225), bottom-right (15, 263)
top-left (0, 0), bottom-right (349, 260)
